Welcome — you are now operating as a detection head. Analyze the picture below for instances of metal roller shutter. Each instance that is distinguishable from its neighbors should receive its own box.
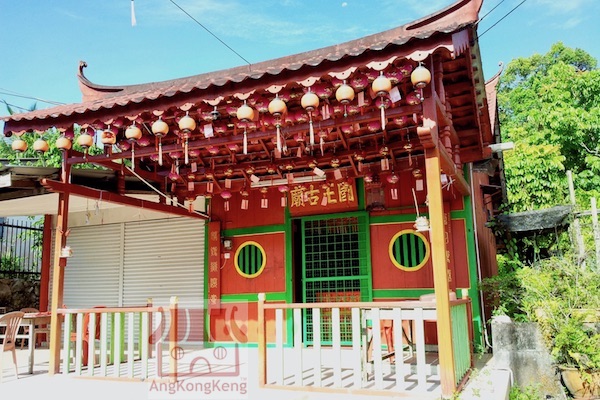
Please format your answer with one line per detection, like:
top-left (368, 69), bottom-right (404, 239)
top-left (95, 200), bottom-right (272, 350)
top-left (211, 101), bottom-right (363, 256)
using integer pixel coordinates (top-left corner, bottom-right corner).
top-left (122, 218), bottom-right (205, 344)
top-left (62, 223), bottom-right (123, 308)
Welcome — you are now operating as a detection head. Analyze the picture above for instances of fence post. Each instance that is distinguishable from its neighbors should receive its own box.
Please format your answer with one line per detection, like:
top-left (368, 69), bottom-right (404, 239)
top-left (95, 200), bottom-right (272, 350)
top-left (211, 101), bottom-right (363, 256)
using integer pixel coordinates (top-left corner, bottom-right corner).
top-left (257, 292), bottom-right (266, 386)
top-left (147, 298), bottom-right (153, 359)
top-left (592, 198), bottom-right (600, 271)
top-left (169, 296), bottom-right (178, 383)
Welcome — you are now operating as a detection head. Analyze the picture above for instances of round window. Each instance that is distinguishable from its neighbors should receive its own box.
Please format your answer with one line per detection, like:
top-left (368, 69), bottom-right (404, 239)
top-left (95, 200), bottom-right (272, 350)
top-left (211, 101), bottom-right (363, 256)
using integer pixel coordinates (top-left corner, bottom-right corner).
top-left (388, 229), bottom-right (430, 271)
top-left (234, 241), bottom-right (266, 278)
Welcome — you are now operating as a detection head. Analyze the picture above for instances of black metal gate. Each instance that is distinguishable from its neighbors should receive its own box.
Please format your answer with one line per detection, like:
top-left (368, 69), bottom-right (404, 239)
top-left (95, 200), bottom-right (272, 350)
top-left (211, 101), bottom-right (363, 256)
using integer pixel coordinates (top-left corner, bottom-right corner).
top-left (0, 217), bottom-right (43, 280)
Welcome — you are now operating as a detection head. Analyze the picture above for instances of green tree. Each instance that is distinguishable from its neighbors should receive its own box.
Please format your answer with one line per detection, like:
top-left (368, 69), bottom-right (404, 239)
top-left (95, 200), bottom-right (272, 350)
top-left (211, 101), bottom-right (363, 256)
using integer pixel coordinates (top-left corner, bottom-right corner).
top-left (498, 42), bottom-right (600, 212)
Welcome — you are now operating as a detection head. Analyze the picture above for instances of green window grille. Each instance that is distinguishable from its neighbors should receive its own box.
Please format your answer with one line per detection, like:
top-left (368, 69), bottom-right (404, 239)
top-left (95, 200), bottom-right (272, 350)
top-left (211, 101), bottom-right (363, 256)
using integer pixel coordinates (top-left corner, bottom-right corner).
top-left (234, 241), bottom-right (266, 278)
top-left (301, 214), bottom-right (371, 344)
top-left (389, 230), bottom-right (430, 271)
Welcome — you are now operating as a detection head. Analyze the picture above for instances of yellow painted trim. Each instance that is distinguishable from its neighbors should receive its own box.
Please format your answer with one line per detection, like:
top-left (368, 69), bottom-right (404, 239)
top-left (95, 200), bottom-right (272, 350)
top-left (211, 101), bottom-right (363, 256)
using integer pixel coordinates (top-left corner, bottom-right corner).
top-left (388, 229), bottom-right (431, 271)
top-left (234, 241), bottom-right (267, 278)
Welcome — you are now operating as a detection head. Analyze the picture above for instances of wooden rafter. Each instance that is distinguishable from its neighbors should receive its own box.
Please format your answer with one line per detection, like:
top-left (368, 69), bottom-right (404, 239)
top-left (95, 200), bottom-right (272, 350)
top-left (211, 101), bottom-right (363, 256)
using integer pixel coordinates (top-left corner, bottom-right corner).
top-left (40, 179), bottom-right (208, 220)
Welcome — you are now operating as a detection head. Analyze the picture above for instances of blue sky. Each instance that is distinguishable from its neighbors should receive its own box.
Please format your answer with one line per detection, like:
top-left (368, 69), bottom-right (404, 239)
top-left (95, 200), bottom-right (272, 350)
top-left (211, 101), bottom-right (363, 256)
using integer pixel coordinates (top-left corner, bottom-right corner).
top-left (1, 0), bottom-right (599, 117)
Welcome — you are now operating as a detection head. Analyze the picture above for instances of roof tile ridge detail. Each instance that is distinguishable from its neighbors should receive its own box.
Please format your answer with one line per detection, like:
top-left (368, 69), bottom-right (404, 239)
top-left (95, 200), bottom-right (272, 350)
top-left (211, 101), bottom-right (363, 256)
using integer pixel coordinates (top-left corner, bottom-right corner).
top-left (77, 0), bottom-right (482, 101)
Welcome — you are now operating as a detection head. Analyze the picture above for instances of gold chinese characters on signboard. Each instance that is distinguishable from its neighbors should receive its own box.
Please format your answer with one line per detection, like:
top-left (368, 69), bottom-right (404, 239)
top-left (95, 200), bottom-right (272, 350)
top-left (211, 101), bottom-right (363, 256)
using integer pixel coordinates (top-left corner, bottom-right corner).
top-left (288, 181), bottom-right (358, 216)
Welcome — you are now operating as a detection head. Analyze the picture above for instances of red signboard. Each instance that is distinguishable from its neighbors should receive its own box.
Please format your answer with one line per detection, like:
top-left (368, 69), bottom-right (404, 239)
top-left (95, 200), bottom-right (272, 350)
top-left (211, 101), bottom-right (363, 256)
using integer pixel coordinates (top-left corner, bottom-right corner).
top-left (207, 221), bottom-right (221, 314)
top-left (288, 180), bottom-right (358, 217)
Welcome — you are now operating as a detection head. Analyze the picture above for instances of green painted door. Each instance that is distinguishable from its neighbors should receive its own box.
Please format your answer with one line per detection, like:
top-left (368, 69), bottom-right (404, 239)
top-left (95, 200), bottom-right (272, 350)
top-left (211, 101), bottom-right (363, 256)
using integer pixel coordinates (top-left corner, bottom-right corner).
top-left (300, 213), bottom-right (372, 344)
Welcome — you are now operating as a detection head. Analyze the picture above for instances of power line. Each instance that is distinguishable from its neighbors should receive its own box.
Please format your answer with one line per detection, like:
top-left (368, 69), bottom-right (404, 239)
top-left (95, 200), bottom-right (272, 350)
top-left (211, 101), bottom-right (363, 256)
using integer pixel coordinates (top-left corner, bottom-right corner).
top-left (479, 0), bottom-right (528, 38)
top-left (1, 101), bottom-right (31, 112)
top-left (0, 88), bottom-right (65, 106)
top-left (479, 0), bottom-right (507, 23)
top-left (168, 0), bottom-right (252, 67)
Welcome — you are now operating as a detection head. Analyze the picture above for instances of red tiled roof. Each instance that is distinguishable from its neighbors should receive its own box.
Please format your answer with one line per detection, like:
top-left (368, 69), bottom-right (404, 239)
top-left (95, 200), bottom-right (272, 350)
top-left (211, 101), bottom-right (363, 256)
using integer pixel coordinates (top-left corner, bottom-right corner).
top-left (3, 0), bottom-right (482, 134)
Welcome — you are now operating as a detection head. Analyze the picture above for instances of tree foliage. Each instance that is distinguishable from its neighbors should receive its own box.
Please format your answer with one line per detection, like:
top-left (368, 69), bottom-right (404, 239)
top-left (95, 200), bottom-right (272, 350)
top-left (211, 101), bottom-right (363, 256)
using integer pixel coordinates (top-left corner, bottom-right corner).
top-left (0, 127), bottom-right (104, 168)
top-left (498, 42), bottom-right (600, 212)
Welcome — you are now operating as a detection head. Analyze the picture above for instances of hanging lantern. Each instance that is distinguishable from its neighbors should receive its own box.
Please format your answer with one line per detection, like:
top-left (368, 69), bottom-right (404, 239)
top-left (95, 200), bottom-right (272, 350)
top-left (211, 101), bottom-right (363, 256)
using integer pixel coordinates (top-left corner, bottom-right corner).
top-left (33, 138), bottom-right (49, 154)
top-left (269, 95), bottom-right (287, 153)
top-left (207, 145), bottom-right (219, 155)
top-left (151, 117), bottom-right (169, 166)
top-left (335, 80), bottom-right (355, 117)
top-left (101, 129), bottom-right (116, 146)
top-left (11, 137), bottom-right (27, 153)
top-left (125, 123), bottom-right (142, 170)
top-left (125, 123), bottom-right (142, 141)
top-left (221, 190), bottom-right (232, 212)
top-left (240, 188), bottom-right (250, 210)
top-left (319, 130), bottom-right (328, 156)
top-left (411, 63), bottom-right (432, 89)
top-left (260, 186), bottom-right (269, 208)
top-left (380, 145), bottom-right (390, 171)
top-left (137, 135), bottom-right (151, 147)
top-left (412, 168), bottom-right (423, 179)
top-left (372, 71), bottom-right (392, 129)
top-left (301, 89), bottom-right (319, 146)
top-left (354, 151), bottom-right (365, 172)
top-left (236, 101), bottom-right (255, 122)
top-left (178, 112), bottom-right (196, 164)
top-left (55, 136), bottom-right (72, 151)
top-left (405, 90), bottom-right (422, 105)
top-left (278, 185), bottom-right (289, 207)
top-left (266, 164), bottom-right (277, 174)
top-left (168, 170), bottom-right (180, 182)
top-left (411, 63), bottom-right (431, 102)
top-left (387, 172), bottom-right (399, 184)
top-left (77, 131), bottom-right (94, 150)
top-left (237, 101), bottom-right (255, 155)
top-left (404, 142), bottom-right (414, 165)
top-left (330, 157), bottom-right (340, 169)
top-left (118, 141), bottom-right (131, 152)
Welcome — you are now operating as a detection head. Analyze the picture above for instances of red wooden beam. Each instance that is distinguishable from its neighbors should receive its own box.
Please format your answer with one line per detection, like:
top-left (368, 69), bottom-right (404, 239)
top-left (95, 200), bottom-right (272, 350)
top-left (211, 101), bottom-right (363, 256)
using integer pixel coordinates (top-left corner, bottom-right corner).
top-left (40, 179), bottom-right (208, 220)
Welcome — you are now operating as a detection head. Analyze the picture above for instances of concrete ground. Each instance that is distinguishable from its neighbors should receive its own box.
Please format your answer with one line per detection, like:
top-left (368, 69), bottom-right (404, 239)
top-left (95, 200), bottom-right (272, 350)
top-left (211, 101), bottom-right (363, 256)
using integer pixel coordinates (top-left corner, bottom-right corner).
top-left (1, 347), bottom-right (509, 400)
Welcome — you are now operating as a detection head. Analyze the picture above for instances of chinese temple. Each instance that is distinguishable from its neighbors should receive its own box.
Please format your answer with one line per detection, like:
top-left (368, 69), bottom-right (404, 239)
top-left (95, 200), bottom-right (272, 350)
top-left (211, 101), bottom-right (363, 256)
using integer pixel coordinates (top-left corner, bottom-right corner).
top-left (2, 0), bottom-right (504, 396)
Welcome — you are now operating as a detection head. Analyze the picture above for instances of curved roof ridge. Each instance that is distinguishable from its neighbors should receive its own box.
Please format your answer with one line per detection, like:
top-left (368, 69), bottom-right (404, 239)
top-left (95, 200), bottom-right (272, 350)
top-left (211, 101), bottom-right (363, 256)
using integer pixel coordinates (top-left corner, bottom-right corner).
top-left (485, 61), bottom-right (504, 127)
top-left (78, 0), bottom-right (482, 101)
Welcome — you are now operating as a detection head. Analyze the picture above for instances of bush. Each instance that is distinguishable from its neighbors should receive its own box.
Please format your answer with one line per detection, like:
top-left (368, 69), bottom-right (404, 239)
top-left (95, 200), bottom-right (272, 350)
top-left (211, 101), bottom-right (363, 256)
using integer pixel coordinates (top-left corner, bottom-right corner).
top-left (516, 256), bottom-right (600, 370)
